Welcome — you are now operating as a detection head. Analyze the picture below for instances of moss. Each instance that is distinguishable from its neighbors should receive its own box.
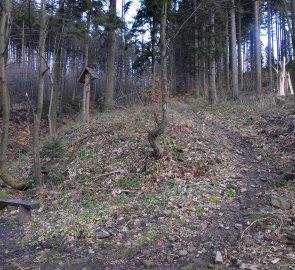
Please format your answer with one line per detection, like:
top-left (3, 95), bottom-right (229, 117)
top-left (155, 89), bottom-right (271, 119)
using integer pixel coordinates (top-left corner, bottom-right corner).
top-left (0, 191), bottom-right (9, 199)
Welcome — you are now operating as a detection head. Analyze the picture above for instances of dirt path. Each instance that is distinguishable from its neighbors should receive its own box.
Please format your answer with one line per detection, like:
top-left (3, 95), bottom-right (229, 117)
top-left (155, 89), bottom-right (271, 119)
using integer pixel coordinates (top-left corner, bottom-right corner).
top-left (0, 101), bottom-right (294, 270)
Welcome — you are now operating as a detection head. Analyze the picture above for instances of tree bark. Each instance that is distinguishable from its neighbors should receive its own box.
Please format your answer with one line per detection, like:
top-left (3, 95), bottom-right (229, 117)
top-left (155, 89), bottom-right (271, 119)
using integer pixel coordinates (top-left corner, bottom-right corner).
top-left (254, 0), bottom-right (262, 94)
top-left (290, 1), bottom-right (295, 56)
top-left (82, 12), bottom-right (91, 121)
top-left (21, 20), bottom-right (26, 64)
top-left (0, 0), bottom-right (30, 190)
top-left (32, 0), bottom-right (47, 193)
top-left (225, 11), bottom-right (230, 97)
top-left (238, 4), bottom-right (243, 92)
top-left (208, 12), bottom-right (217, 104)
top-left (151, 19), bottom-right (157, 92)
top-left (105, 0), bottom-right (116, 111)
top-left (194, 0), bottom-right (199, 97)
top-left (148, 0), bottom-right (168, 159)
top-left (230, 0), bottom-right (239, 100)
top-left (49, 0), bottom-right (64, 135)
top-left (268, 0), bottom-right (273, 91)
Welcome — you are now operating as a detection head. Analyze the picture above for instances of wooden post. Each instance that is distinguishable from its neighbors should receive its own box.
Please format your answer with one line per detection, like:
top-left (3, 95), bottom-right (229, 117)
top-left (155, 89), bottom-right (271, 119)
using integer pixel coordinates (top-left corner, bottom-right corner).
top-left (82, 73), bottom-right (90, 122)
top-left (19, 206), bottom-right (31, 223)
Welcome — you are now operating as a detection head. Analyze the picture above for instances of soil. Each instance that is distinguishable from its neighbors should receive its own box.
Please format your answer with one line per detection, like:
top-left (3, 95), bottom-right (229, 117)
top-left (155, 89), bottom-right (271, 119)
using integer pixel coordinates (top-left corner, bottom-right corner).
top-left (0, 98), bottom-right (294, 270)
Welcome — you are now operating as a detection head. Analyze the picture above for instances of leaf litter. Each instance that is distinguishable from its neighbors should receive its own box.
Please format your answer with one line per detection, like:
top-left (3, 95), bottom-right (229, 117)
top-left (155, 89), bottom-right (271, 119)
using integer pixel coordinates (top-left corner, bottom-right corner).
top-left (0, 96), bottom-right (294, 269)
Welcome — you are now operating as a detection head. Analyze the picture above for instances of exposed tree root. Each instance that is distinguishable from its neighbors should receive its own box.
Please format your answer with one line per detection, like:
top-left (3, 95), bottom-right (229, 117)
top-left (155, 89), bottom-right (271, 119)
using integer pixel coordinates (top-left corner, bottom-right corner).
top-left (0, 167), bottom-right (31, 190)
top-left (148, 118), bottom-right (167, 159)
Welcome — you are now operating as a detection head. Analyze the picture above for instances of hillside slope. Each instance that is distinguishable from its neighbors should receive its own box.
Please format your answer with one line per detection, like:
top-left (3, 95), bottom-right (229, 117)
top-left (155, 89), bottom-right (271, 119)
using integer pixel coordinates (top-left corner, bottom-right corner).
top-left (0, 97), bottom-right (294, 270)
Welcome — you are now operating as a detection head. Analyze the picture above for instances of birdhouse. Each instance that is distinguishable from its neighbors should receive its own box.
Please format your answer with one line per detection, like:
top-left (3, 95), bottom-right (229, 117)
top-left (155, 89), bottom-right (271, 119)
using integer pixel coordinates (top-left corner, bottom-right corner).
top-left (78, 67), bottom-right (100, 84)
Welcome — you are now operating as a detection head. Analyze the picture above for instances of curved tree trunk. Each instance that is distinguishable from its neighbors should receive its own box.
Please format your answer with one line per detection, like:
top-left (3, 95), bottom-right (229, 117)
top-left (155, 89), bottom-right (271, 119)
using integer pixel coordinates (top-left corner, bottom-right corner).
top-left (0, 0), bottom-right (30, 190)
top-left (148, 0), bottom-right (168, 159)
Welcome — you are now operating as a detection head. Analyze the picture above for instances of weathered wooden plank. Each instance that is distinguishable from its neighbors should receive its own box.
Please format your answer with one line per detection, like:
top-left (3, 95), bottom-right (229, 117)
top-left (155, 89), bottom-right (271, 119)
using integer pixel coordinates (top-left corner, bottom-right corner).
top-left (0, 199), bottom-right (40, 209)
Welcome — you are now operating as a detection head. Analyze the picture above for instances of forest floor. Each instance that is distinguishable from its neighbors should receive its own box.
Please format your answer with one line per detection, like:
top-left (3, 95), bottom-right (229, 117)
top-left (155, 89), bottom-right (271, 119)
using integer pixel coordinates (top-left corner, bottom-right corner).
top-left (0, 95), bottom-right (294, 270)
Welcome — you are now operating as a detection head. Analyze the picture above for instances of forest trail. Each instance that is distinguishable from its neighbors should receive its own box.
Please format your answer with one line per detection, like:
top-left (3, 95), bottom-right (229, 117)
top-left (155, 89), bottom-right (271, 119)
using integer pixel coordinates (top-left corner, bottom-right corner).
top-left (0, 98), bottom-right (294, 270)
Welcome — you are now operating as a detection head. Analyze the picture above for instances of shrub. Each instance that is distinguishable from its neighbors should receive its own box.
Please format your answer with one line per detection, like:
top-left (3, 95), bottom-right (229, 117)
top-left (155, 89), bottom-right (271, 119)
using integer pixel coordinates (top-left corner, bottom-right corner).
top-left (40, 137), bottom-right (66, 159)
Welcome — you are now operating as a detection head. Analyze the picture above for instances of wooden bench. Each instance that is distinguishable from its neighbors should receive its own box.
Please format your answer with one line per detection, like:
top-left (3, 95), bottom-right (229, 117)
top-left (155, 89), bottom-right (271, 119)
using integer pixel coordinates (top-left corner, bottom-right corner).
top-left (0, 199), bottom-right (40, 224)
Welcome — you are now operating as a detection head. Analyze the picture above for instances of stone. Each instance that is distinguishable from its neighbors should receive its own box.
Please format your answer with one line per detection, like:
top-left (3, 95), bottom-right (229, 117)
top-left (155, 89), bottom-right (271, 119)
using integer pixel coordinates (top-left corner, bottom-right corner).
top-left (187, 246), bottom-right (195, 252)
top-left (234, 224), bottom-right (243, 230)
top-left (214, 251), bottom-right (223, 264)
top-left (168, 235), bottom-right (176, 242)
top-left (270, 196), bottom-right (292, 210)
top-left (163, 209), bottom-right (172, 215)
top-left (232, 173), bottom-right (243, 179)
top-left (179, 249), bottom-right (188, 256)
top-left (249, 265), bottom-right (258, 270)
top-left (177, 153), bottom-right (185, 162)
top-left (143, 260), bottom-right (154, 268)
top-left (241, 188), bottom-right (247, 193)
top-left (256, 231), bottom-right (264, 239)
top-left (95, 229), bottom-right (110, 239)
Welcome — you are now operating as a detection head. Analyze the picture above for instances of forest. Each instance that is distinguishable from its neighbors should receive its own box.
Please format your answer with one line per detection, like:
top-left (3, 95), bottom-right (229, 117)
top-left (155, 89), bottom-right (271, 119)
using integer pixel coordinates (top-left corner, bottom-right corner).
top-left (0, 0), bottom-right (295, 269)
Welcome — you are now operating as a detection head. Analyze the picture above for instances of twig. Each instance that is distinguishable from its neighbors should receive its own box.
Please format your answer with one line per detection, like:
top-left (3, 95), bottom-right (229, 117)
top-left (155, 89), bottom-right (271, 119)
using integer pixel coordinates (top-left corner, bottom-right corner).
top-left (90, 187), bottom-right (135, 193)
top-left (275, 216), bottom-right (284, 239)
top-left (114, 105), bottom-right (127, 110)
top-left (281, 139), bottom-right (295, 149)
top-left (89, 170), bottom-right (122, 180)
top-left (170, 2), bottom-right (203, 44)
top-left (25, 92), bottom-right (34, 114)
top-left (240, 217), bottom-right (271, 240)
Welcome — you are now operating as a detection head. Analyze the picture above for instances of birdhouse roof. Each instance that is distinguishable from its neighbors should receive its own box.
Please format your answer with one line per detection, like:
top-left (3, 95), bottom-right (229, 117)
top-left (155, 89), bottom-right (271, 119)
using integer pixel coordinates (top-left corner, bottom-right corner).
top-left (78, 67), bottom-right (100, 83)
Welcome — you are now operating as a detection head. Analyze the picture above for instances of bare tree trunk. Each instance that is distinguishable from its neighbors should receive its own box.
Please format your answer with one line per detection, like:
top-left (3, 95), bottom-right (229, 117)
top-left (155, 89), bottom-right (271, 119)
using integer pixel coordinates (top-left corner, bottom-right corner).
top-left (32, 0), bottom-right (47, 193)
top-left (208, 12), bottom-right (217, 104)
top-left (255, 0), bottom-right (262, 94)
top-left (82, 13), bottom-right (90, 121)
top-left (268, 0), bottom-right (273, 91)
top-left (21, 20), bottom-right (26, 64)
top-left (105, 0), bottom-right (116, 111)
top-left (170, 41), bottom-right (176, 93)
top-left (151, 19), bottom-right (157, 93)
top-left (201, 26), bottom-right (207, 97)
top-left (72, 42), bottom-right (78, 100)
top-left (194, 0), bottom-right (199, 97)
top-left (148, 0), bottom-right (168, 159)
top-left (217, 54), bottom-right (223, 96)
top-left (0, 0), bottom-right (30, 190)
top-left (290, 1), bottom-right (295, 55)
top-left (225, 12), bottom-right (230, 97)
top-left (238, 5), bottom-right (243, 91)
top-left (49, 0), bottom-right (64, 135)
top-left (230, 0), bottom-right (239, 99)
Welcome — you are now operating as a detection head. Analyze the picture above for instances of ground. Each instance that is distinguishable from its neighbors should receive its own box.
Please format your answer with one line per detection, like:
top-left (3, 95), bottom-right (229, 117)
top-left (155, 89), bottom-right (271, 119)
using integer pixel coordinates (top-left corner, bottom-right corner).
top-left (0, 96), bottom-right (294, 270)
